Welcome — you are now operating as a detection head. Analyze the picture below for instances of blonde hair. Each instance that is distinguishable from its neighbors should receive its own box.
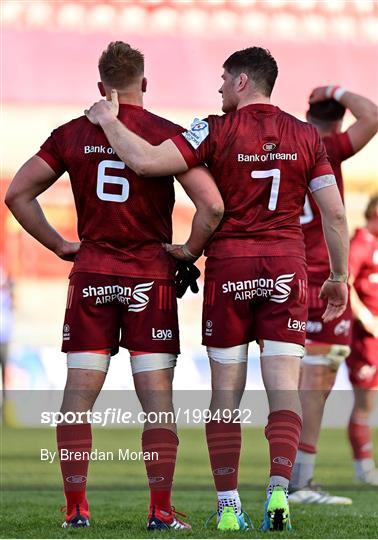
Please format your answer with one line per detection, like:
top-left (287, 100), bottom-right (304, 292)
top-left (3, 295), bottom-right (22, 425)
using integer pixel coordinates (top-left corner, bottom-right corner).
top-left (98, 41), bottom-right (144, 89)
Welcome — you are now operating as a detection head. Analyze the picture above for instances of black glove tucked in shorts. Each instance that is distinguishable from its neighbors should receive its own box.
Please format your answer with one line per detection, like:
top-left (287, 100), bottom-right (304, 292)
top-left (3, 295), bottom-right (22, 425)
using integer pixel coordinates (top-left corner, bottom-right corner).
top-left (175, 261), bottom-right (201, 298)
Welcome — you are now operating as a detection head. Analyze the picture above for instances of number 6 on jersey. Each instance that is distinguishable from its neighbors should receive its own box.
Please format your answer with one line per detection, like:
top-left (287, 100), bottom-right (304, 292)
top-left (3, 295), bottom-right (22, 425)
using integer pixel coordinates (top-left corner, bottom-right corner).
top-left (251, 168), bottom-right (280, 211)
top-left (97, 160), bottom-right (129, 203)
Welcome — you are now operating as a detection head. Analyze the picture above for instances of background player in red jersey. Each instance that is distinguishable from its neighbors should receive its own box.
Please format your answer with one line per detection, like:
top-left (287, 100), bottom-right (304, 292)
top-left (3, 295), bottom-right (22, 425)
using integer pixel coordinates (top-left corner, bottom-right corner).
top-left (346, 195), bottom-right (378, 486)
top-left (290, 87), bottom-right (378, 504)
top-left (5, 42), bottom-right (224, 530)
top-left (85, 47), bottom-right (349, 532)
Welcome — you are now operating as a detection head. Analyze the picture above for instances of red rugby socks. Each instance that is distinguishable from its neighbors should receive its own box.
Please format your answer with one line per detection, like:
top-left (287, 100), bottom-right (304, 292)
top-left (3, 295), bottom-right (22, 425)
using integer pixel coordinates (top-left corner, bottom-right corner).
top-left (348, 416), bottom-right (373, 460)
top-left (56, 423), bottom-right (92, 511)
top-left (142, 428), bottom-right (178, 511)
top-left (265, 410), bottom-right (302, 481)
top-left (206, 419), bottom-right (241, 491)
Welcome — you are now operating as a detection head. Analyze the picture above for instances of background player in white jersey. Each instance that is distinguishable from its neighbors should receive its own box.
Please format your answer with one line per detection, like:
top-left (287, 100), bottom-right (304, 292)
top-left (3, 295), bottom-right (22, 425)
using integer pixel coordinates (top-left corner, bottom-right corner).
top-left (290, 87), bottom-right (378, 504)
top-left (84, 47), bottom-right (350, 532)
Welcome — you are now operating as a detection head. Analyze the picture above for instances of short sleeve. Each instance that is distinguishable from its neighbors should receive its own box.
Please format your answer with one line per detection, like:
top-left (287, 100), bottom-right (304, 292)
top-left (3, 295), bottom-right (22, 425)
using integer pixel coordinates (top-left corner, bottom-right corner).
top-left (308, 132), bottom-right (336, 193)
top-left (329, 132), bottom-right (355, 163)
top-left (170, 117), bottom-right (212, 169)
top-left (36, 128), bottom-right (66, 176)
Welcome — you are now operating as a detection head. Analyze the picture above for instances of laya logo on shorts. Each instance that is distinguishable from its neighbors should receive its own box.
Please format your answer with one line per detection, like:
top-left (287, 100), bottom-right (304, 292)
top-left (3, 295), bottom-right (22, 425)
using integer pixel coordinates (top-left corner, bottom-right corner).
top-left (213, 467), bottom-right (235, 476)
top-left (334, 319), bottom-right (351, 336)
top-left (222, 273), bottom-right (295, 303)
top-left (152, 328), bottom-right (173, 340)
top-left (273, 457), bottom-right (292, 467)
top-left (287, 318), bottom-right (306, 332)
top-left (81, 282), bottom-right (154, 312)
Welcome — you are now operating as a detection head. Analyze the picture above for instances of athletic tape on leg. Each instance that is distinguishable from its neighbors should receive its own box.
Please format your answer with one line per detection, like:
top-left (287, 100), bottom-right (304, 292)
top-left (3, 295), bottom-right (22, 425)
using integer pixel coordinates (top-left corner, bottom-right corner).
top-left (129, 352), bottom-right (177, 374)
top-left (67, 351), bottom-right (111, 372)
top-left (261, 340), bottom-right (305, 358)
top-left (303, 345), bottom-right (351, 371)
top-left (207, 344), bottom-right (248, 364)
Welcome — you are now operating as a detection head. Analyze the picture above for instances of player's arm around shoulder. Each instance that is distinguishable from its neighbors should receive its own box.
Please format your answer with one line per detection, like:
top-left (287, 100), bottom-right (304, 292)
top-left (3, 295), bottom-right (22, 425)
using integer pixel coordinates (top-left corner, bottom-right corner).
top-left (5, 155), bottom-right (80, 261)
top-left (85, 89), bottom-right (188, 177)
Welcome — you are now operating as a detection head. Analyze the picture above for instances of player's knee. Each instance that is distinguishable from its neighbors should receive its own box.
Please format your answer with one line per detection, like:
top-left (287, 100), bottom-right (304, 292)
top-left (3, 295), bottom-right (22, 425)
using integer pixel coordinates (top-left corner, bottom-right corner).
top-left (260, 340), bottom-right (305, 358)
top-left (67, 351), bottom-right (111, 373)
top-left (129, 352), bottom-right (177, 375)
top-left (303, 344), bottom-right (351, 372)
top-left (207, 344), bottom-right (248, 364)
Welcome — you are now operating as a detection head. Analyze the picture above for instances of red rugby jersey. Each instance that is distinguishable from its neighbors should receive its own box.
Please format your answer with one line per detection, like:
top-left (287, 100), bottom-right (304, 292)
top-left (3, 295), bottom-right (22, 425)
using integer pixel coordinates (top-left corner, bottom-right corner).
top-left (37, 104), bottom-right (183, 279)
top-left (171, 104), bottom-right (334, 259)
top-left (301, 131), bottom-right (354, 277)
top-left (349, 227), bottom-right (378, 316)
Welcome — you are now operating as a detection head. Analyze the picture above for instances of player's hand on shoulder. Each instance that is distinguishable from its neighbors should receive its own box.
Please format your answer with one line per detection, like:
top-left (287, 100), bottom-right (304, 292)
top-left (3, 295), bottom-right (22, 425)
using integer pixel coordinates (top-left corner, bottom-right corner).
top-left (309, 86), bottom-right (329, 104)
top-left (84, 89), bottom-right (119, 126)
top-left (54, 239), bottom-right (81, 262)
top-left (319, 279), bottom-right (348, 323)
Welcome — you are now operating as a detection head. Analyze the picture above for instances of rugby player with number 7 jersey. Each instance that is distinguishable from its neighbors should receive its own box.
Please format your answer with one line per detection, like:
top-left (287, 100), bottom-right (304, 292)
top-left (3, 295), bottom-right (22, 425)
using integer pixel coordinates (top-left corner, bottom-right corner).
top-left (290, 87), bottom-right (378, 504)
top-left (85, 46), bottom-right (350, 532)
top-left (5, 41), bottom-right (224, 531)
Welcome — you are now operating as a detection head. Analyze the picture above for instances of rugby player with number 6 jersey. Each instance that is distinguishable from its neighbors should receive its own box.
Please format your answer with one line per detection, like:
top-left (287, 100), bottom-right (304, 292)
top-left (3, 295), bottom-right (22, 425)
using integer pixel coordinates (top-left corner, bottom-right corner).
top-left (290, 87), bottom-right (378, 504)
top-left (85, 46), bottom-right (349, 532)
top-left (5, 41), bottom-right (224, 531)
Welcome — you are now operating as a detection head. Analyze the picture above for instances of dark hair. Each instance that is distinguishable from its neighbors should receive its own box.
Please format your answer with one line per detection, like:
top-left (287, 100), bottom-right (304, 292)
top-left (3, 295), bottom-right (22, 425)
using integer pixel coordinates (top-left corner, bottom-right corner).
top-left (223, 47), bottom-right (278, 97)
top-left (365, 194), bottom-right (378, 221)
top-left (98, 41), bottom-right (144, 89)
top-left (308, 99), bottom-right (346, 122)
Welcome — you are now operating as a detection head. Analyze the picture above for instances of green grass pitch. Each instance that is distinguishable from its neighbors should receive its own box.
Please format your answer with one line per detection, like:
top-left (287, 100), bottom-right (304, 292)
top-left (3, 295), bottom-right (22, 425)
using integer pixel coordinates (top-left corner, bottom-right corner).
top-left (1, 426), bottom-right (377, 538)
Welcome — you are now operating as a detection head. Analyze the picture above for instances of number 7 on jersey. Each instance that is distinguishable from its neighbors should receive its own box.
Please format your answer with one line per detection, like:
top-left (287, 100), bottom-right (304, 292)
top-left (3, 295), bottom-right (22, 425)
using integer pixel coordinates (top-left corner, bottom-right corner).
top-left (251, 168), bottom-right (281, 211)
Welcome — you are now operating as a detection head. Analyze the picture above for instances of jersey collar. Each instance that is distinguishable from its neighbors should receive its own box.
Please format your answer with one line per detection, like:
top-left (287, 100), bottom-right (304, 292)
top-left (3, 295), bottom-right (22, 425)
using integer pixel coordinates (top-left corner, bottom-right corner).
top-left (118, 103), bottom-right (144, 111)
top-left (241, 103), bottom-right (279, 113)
